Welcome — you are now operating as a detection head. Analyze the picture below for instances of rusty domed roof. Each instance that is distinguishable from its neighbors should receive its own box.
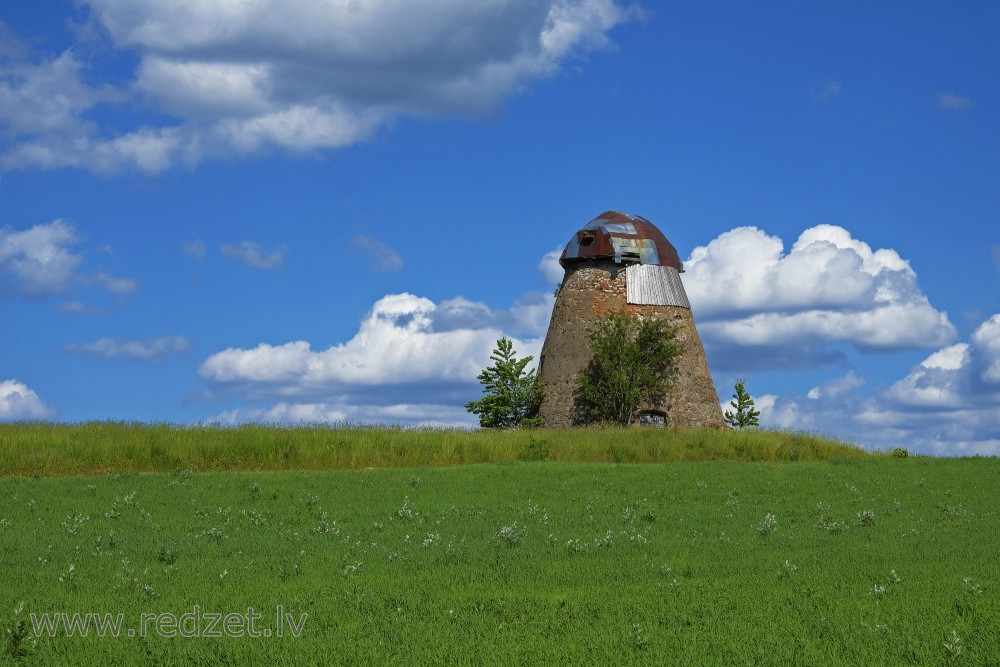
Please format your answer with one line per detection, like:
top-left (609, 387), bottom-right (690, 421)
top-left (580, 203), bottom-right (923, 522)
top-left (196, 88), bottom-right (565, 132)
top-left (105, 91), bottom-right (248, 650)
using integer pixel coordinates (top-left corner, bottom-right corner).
top-left (559, 211), bottom-right (683, 271)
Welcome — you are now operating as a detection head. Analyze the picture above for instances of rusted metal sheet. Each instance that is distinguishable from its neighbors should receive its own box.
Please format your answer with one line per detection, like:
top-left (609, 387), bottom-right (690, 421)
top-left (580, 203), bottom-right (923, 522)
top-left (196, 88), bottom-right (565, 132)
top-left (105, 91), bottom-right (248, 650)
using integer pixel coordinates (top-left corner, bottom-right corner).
top-left (561, 211), bottom-right (683, 270)
top-left (626, 264), bottom-right (691, 308)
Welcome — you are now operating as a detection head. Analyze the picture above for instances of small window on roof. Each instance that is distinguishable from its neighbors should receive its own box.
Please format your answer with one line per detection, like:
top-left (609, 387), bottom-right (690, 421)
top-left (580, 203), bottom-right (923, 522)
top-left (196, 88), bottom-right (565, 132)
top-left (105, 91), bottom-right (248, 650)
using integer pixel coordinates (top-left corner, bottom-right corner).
top-left (579, 230), bottom-right (595, 246)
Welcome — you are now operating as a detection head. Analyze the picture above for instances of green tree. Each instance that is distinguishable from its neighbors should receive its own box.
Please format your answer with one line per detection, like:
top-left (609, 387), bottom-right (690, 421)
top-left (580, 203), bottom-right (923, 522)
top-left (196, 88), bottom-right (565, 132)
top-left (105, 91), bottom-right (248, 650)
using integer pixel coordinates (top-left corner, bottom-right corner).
top-left (724, 378), bottom-right (761, 429)
top-left (575, 312), bottom-right (681, 426)
top-left (465, 337), bottom-right (544, 428)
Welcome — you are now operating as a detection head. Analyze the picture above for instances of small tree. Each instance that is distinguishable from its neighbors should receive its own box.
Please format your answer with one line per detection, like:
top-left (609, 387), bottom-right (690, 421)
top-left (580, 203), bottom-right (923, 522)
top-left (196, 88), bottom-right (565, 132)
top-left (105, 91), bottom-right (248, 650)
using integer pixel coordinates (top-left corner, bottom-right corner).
top-left (724, 378), bottom-right (760, 429)
top-left (575, 312), bottom-right (681, 426)
top-left (465, 337), bottom-right (544, 428)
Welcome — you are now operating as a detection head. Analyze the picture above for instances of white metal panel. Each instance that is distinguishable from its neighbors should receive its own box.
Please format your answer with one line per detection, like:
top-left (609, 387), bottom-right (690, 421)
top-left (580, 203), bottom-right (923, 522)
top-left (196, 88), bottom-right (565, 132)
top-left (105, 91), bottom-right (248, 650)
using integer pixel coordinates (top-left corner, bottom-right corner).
top-left (626, 264), bottom-right (691, 308)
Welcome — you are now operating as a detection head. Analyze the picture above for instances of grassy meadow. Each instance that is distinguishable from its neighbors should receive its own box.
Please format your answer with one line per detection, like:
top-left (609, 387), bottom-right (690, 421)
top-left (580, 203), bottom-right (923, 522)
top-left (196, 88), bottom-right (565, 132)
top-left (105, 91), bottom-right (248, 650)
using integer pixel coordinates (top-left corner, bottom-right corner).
top-left (1, 424), bottom-right (997, 665)
top-left (0, 422), bottom-right (865, 477)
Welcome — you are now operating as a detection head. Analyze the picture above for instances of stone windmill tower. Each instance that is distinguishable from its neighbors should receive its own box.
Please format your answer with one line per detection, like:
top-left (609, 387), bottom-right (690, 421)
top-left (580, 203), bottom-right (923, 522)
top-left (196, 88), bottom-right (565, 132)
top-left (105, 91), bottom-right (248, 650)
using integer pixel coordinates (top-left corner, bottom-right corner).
top-left (537, 211), bottom-right (724, 428)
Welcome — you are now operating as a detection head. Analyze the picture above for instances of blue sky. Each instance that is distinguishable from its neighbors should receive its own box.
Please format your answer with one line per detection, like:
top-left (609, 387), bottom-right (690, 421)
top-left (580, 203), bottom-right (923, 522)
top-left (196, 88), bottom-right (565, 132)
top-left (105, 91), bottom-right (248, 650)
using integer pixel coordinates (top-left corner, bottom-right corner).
top-left (2, 1), bottom-right (998, 454)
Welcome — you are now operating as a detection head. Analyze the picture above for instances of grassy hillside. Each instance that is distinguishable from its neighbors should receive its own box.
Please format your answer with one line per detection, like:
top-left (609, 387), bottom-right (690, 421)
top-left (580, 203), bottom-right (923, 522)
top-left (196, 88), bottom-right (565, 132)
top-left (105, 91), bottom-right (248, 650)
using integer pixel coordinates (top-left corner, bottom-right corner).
top-left (0, 422), bottom-right (869, 477)
top-left (1, 459), bottom-right (997, 665)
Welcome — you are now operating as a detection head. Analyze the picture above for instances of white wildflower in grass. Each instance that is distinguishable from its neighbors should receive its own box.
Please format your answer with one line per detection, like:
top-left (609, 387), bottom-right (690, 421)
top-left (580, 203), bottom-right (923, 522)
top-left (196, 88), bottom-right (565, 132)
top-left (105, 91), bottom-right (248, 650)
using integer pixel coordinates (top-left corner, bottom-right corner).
top-left (622, 506), bottom-right (635, 523)
top-left (757, 513), bottom-right (777, 536)
top-left (887, 570), bottom-right (901, 584)
top-left (58, 563), bottom-right (76, 585)
top-left (196, 527), bottom-right (225, 543)
top-left (628, 624), bottom-right (649, 650)
top-left (343, 561), bottom-right (363, 576)
top-left (565, 538), bottom-right (586, 554)
top-left (595, 530), bottom-right (614, 548)
top-left (219, 569), bottom-right (229, 582)
top-left (857, 510), bottom-right (875, 527)
top-left (871, 583), bottom-right (886, 600)
top-left (963, 577), bottom-right (983, 597)
top-left (938, 503), bottom-right (966, 519)
top-left (422, 533), bottom-right (441, 548)
top-left (818, 516), bottom-right (844, 534)
top-left (7, 602), bottom-right (34, 659)
top-left (496, 523), bottom-right (524, 549)
top-left (244, 508), bottom-right (268, 527)
top-left (60, 514), bottom-right (90, 535)
top-left (726, 490), bottom-right (740, 508)
top-left (397, 497), bottom-right (416, 521)
top-left (314, 512), bottom-right (340, 535)
top-left (407, 475), bottom-right (421, 489)
top-left (539, 513), bottom-right (549, 525)
top-left (104, 500), bottom-right (121, 520)
top-left (943, 630), bottom-right (962, 664)
top-left (780, 560), bottom-right (798, 580)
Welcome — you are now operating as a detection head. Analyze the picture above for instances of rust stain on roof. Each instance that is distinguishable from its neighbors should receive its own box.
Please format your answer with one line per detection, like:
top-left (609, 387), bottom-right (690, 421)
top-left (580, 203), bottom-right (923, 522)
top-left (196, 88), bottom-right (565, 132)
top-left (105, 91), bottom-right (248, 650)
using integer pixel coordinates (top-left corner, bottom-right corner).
top-left (560, 210), bottom-right (683, 271)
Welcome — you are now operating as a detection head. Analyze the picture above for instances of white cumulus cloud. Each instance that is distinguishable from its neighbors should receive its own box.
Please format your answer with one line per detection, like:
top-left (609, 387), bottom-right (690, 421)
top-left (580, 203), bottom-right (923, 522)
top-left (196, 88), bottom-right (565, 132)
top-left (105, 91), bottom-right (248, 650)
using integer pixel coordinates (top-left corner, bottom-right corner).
top-left (2, 0), bottom-right (640, 172)
top-left (0, 219), bottom-right (136, 301)
top-left (199, 289), bottom-right (548, 425)
top-left (755, 313), bottom-right (1000, 455)
top-left (683, 224), bottom-right (955, 369)
top-left (538, 247), bottom-right (564, 285)
top-left (0, 379), bottom-right (56, 420)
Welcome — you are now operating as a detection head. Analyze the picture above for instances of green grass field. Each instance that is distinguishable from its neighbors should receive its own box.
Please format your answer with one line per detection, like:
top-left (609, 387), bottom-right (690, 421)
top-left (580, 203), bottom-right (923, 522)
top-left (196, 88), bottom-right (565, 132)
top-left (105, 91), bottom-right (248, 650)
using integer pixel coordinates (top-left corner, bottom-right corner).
top-left (1, 425), bottom-right (997, 665)
top-left (0, 422), bottom-right (867, 477)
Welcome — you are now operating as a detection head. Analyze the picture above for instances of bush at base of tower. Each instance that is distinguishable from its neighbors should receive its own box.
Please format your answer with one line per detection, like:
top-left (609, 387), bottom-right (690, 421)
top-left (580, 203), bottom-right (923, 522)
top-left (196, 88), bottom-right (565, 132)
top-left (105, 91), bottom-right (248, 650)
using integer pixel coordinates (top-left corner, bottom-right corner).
top-left (465, 337), bottom-right (544, 429)
top-left (575, 312), bottom-right (681, 426)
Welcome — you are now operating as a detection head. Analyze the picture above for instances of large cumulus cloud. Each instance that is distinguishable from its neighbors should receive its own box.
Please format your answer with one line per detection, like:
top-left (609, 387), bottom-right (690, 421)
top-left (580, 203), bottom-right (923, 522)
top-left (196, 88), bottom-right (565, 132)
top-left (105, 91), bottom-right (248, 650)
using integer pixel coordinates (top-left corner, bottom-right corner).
top-left (199, 290), bottom-right (552, 426)
top-left (754, 314), bottom-right (1000, 455)
top-left (683, 224), bottom-right (956, 370)
top-left (0, 379), bottom-right (55, 420)
top-left (1, 1), bottom-right (640, 172)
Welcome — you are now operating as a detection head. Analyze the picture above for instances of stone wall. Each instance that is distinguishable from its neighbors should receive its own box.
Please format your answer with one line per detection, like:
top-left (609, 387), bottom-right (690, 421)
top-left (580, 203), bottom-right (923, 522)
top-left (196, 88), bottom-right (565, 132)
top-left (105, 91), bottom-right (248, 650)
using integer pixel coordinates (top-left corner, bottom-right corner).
top-left (537, 261), bottom-right (724, 429)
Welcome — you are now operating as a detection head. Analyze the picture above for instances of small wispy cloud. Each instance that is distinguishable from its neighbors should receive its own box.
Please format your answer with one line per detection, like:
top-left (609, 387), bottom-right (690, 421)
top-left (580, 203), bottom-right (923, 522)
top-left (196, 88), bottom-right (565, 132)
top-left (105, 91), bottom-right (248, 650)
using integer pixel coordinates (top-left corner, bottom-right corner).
top-left (182, 240), bottom-right (207, 260)
top-left (811, 80), bottom-right (842, 105)
top-left (351, 235), bottom-right (403, 273)
top-left (221, 241), bottom-right (287, 269)
top-left (938, 92), bottom-right (972, 111)
top-left (91, 271), bottom-right (138, 295)
top-left (64, 335), bottom-right (192, 361)
top-left (57, 300), bottom-right (100, 316)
